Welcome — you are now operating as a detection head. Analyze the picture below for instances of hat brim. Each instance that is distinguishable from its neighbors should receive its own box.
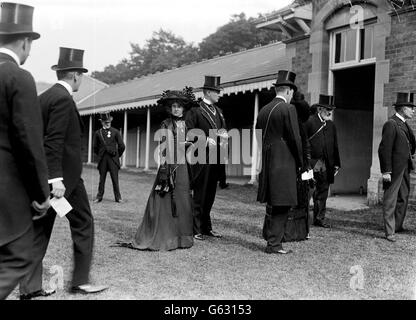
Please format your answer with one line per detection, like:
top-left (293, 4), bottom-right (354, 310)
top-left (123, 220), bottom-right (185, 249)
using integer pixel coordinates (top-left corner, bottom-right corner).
top-left (199, 86), bottom-right (222, 92)
top-left (0, 31), bottom-right (40, 40)
top-left (394, 102), bottom-right (416, 108)
top-left (99, 117), bottom-right (113, 122)
top-left (316, 104), bottom-right (336, 110)
top-left (274, 81), bottom-right (297, 92)
top-left (51, 65), bottom-right (88, 73)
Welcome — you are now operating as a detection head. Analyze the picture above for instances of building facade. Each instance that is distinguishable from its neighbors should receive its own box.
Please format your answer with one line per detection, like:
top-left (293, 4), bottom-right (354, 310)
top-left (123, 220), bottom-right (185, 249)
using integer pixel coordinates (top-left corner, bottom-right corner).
top-left (78, 0), bottom-right (416, 205)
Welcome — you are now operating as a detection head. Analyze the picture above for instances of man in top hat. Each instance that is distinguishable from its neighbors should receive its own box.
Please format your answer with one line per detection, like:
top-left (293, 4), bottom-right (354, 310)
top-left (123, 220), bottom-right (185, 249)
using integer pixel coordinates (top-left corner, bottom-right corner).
top-left (93, 112), bottom-right (125, 203)
top-left (186, 75), bottom-right (228, 240)
top-left (304, 94), bottom-right (340, 229)
top-left (0, 2), bottom-right (50, 300)
top-left (19, 47), bottom-right (108, 298)
top-left (378, 92), bottom-right (416, 242)
top-left (256, 70), bottom-right (303, 254)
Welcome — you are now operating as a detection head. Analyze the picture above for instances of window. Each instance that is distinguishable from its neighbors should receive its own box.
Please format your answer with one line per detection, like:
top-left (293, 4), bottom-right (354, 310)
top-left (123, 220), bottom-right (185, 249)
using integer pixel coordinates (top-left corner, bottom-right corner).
top-left (331, 23), bottom-right (375, 67)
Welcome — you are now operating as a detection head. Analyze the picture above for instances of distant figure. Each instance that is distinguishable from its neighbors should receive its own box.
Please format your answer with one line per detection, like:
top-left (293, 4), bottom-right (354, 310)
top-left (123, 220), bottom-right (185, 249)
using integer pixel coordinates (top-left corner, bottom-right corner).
top-left (304, 95), bottom-right (340, 229)
top-left (93, 112), bottom-right (125, 203)
top-left (186, 75), bottom-right (228, 241)
top-left (118, 88), bottom-right (195, 251)
top-left (378, 92), bottom-right (416, 242)
top-left (256, 70), bottom-right (302, 255)
top-left (0, 2), bottom-right (50, 300)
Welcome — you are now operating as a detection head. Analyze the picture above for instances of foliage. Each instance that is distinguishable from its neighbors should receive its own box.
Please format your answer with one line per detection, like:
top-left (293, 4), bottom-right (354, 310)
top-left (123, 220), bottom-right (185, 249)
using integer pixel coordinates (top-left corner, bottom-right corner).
top-left (92, 14), bottom-right (282, 84)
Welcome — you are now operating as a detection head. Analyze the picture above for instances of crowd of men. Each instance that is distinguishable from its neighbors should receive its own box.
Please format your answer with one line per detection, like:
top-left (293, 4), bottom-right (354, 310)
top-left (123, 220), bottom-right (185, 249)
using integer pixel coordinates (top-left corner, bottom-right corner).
top-left (1, 1), bottom-right (415, 300)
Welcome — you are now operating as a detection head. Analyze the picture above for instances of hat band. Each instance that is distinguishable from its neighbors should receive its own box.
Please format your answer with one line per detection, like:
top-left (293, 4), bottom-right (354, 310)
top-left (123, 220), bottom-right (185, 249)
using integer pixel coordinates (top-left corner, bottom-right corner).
top-left (0, 22), bottom-right (34, 33)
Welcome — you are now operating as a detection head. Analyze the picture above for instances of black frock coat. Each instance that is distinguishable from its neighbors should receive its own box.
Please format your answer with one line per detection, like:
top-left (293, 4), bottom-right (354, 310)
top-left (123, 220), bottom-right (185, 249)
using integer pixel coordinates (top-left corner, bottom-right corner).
top-left (256, 97), bottom-right (303, 206)
top-left (0, 53), bottom-right (49, 246)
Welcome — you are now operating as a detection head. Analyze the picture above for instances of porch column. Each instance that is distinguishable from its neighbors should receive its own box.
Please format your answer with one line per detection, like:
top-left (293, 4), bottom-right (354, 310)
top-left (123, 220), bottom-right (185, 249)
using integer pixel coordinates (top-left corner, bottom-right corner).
top-left (136, 127), bottom-right (140, 168)
top-left (122, 111), bottom-right (128, 168)
top-left (144, 108), bottom-right (151, 171)
top-left (248, 92), bottom-right (260, 185)
top-left (87, 114), bottom-right (93, 164)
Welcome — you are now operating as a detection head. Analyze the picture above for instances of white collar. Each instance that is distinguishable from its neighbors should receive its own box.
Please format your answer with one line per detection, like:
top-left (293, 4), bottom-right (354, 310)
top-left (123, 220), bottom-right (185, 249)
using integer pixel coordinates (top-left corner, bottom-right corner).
top-left (0, 47), bottom-right (21, 66)
top-left (56, 81), bottom-right (73, 96)
top-left (395, 113), bottom-right (406, 123)
top-left (203, 97), bottom-right (213, 106)
top-left (318, 113), bottom-right (325, 123)
top-left (275, 95), bottom-right (287, 103)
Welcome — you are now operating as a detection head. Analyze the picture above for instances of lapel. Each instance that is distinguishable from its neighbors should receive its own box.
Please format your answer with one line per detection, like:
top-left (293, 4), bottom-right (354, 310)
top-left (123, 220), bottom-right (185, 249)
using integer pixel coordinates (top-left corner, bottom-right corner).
top-left (199, 101), bottom-right (218, 129)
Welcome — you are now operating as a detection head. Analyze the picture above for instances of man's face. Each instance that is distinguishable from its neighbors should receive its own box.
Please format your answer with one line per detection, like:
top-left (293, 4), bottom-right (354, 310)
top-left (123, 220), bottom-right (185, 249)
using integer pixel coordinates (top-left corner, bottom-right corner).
top-left (318, 107), bottom-right (333, 121)
top-left (402, 106), bottom-right (415, 120)
top-left (73, 72), bottom-right (83, 92)
top-left (20, 37), bottom-right (33, 65)
top-left (102, 121), bottom-right (111, 129)
top-left (206, 90), bottom-right (220, 104)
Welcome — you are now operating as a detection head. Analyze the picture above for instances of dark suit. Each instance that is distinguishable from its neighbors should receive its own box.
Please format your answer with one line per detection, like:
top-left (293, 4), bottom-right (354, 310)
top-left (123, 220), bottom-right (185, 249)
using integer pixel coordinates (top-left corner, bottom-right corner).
top-left (0, 53), bottom-right (49, 299)
top-left (378, 114), bottom-right (416, 236)
top-left (304, 114), bottom-right (340, 224)
top-left (20, 83), bottom-right (95, 294)
top-left (93, 127), bottom-right (125, 201)
top-left (256, 97), bottom-right (302, 251)
top-left (185, 100), bottom-right (227, 235)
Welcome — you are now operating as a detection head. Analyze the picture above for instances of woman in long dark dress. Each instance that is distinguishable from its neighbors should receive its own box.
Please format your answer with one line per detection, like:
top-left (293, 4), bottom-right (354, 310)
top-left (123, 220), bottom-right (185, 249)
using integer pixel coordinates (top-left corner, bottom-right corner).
top-left (120, 88), bottom-right (195, 251)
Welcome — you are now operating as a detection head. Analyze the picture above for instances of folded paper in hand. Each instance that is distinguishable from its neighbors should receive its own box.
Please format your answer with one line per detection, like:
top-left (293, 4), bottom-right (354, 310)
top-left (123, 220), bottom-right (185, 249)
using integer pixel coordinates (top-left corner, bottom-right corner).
top-left (50, 197), bottom-right (72, 218)
top-left (301, 170), bottom-right (314, 181)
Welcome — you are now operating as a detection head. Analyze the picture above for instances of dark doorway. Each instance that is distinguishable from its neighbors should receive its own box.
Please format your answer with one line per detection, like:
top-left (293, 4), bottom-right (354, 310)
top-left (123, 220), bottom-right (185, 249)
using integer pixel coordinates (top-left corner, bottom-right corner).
top-left (332, 64), bottom-right (375, 194)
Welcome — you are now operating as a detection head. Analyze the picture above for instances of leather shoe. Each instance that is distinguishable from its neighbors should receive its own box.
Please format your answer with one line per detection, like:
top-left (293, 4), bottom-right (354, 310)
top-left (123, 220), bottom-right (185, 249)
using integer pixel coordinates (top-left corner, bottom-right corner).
top-left (314, 221), bottom-right (330, 228)
top-left (204, 230), bottom-right (222, 238)
top-left (115, 199), bottom-right (124, 203)
top-left (93, 198), bottom-right (102, 203)
top-left (386, 235), bottom-right (396, 242)
top-left (265, 247), bottom-right (293, 255)
top-left (20, 289), bottom-right (56, 300)
top-left (219, 183), bottom-right (229, 189)
top-left (396, 228), bottom-right (406, 233)
top-left (70, 284), bottom-right (108, 294)
top-left (193, 234), bottom-right (204, 241)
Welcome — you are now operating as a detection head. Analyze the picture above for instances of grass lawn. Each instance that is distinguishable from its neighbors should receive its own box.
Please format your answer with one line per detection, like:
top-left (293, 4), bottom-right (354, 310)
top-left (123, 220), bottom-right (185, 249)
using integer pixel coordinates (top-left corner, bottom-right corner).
top-left (9, 167), bottom-right (416, 300)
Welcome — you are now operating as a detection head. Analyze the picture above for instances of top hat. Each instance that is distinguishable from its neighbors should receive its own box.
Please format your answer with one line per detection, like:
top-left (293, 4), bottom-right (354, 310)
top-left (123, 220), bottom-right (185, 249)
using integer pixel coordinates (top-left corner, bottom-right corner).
top-left (200, 75), bottom-right (222, 92)
top-left (51, 47), bottom-right (88, 73)
top-left (316, 94), bottom-right (336, 110)
top-left (0, 2), bottom-right (40, 39)
top-left (393, 92), bottom-right (415, 108)
top-left (157, 87), bottom-right (195, 110)
top-left (99, 112), bottom-right (113, 122)
top-left (274, 70), bottom-right (297, 91)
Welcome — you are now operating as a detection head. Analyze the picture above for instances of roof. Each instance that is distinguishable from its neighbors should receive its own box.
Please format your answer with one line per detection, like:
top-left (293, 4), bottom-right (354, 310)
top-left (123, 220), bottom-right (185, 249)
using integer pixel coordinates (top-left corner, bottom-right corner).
top-left (78, 42), bottom-right (289, 115)
top-left (36, 75), bottom-right (108, 103)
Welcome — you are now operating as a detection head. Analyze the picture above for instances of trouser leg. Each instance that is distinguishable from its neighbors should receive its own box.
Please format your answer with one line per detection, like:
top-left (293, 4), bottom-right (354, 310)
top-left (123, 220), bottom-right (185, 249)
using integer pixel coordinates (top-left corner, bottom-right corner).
top-left (0, 225), bottom-right (34, 300)
top-left (108, 160), bottom-right (121, 201)
top-left (313, 171), bottom-right (329, 223)
top-left (19, 211), bottom-right (56, 295)
top-left (66, 179), bottom-right (94, 287)
top-left (97, 160), bottom-right (108, 199)
top-left (263, 205), bottom-right (290, 251)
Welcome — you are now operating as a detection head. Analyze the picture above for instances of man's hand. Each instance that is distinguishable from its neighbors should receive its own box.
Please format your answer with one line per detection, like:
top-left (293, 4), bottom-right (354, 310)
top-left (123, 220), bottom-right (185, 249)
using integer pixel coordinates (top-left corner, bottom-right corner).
top-left (32, 198), bottom-right (51, 221)
top-left (382, 173), bottom-right (391, 182)
top-left (52, 180), bottom-right (66, 198)
top-left (207, 137), bottom-right (217, 147)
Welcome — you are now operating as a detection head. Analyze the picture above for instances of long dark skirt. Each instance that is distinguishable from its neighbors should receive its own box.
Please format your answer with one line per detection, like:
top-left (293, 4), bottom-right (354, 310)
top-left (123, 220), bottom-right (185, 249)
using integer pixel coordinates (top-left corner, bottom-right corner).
top-left (127, 164), bottom-right (193, 251)
top-left (283, 179), bottom-right (310, 242)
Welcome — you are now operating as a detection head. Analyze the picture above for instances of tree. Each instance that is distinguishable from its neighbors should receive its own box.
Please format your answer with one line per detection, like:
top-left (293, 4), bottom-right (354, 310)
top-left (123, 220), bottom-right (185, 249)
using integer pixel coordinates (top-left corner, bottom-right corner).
top-left (198, 13), bottom-right (281, 60)
top-left (92, 29), bottom-right (199, 84)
